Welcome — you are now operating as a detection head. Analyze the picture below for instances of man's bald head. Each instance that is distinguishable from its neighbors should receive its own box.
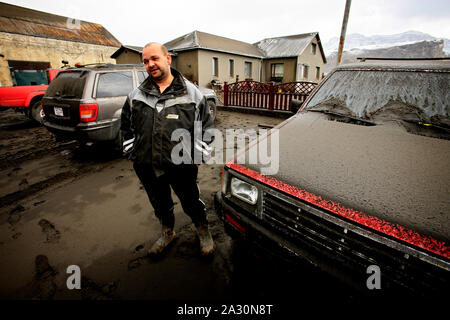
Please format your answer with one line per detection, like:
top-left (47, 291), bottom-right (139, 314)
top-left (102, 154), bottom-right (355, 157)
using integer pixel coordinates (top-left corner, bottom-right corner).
top-left (143, 42), bottom-right (169, 55)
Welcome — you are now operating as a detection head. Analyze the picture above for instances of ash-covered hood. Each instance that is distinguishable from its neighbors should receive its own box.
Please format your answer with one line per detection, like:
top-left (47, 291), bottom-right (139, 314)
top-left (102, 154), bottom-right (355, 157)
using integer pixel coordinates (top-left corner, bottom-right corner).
top-left (242, 111), bottom-right (450, 244)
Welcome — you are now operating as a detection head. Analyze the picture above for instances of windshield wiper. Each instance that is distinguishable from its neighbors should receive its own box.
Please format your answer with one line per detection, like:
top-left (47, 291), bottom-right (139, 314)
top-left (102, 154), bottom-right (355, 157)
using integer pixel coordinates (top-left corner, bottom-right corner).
top-left (403, 119), bottom-right (450, 133)
top-left (51, 94), bottom-right (76, 99)
top-left (308, 109), bottom-right (376, 126)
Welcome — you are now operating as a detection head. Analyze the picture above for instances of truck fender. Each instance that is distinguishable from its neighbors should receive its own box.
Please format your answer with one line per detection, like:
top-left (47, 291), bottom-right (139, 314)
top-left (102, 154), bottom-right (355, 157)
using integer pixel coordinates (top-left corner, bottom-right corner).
top-left (24, 91), bottom-right (45, 107)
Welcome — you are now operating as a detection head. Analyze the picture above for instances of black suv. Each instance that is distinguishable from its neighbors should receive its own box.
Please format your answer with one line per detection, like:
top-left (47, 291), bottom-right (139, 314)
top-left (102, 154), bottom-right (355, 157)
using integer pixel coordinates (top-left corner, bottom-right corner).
top-left (42, 63), bottom-right (217, 150)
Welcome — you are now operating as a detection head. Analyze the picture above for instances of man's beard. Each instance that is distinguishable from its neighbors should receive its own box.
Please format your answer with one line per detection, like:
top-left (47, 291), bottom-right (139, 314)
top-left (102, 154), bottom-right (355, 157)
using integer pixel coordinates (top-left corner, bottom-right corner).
top-left (149, 67), bottom-right (166, 81)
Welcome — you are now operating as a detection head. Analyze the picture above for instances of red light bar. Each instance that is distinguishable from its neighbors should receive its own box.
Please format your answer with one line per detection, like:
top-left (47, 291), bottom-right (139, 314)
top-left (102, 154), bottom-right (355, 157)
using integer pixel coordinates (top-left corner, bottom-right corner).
top-left (226, 162), bottom-right (450, 260)
top-left (225, 212), bottom-right (246, 234)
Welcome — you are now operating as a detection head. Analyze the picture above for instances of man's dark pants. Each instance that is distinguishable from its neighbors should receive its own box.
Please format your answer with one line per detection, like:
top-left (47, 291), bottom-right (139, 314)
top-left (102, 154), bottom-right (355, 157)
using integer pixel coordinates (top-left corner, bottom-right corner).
top-left (133, 163), bottom-right (208, 229)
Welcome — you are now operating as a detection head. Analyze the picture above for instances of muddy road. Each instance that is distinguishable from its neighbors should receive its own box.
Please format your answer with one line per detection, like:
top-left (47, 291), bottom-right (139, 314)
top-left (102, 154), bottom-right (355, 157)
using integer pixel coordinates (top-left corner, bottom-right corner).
top-left (0, 109), bottom-right (351, 303)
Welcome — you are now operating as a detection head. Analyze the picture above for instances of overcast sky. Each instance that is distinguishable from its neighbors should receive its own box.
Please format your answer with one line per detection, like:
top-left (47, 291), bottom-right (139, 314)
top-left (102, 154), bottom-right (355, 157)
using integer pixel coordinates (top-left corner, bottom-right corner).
top-left (3, 0), bottom-right (450, 50)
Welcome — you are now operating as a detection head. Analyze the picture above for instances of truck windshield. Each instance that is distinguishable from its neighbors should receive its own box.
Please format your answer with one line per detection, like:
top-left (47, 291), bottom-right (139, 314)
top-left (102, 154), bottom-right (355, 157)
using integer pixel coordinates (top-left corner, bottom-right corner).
top-left (45, 71), bottom-right (87, 99)
top-left (303, 69), bottom-right (450, 126)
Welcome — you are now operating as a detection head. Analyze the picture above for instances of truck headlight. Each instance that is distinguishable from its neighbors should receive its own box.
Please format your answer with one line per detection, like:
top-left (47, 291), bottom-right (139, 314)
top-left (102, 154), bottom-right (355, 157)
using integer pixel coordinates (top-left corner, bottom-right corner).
top-left (230, 177), bottom-right (258, 205)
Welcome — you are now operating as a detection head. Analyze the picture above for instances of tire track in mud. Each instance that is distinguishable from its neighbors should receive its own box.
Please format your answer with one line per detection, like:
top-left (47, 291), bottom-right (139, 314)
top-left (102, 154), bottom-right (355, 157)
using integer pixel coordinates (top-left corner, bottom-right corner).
top-left (0, 161), bottom-right (115, 209)
top-left (0, 112), bottom-right (72, 171)
top-left (1, 171), bottom-right (78, 208)
top-left (0, 140), bottom-right (77, 171)
top-left (0, 112), bottom-right (122, 210)
top-left (0, 112), bottom-right (80, 208)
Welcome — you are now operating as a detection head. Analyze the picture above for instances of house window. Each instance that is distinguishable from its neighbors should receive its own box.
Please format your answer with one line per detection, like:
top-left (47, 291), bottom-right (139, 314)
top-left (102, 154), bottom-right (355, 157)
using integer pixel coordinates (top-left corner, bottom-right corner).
top-left (311, 43), bottom-right (317, 55)
top-left (301, 65), bottom-right (309, 79)
top-left (316, 67), bottom-right (320, 80)
top-left (229, 59), bottom-right (234, 77)
top-left (244, 61), bottom-right (252, 79)
top-left (212, 57), bottom-right (218, 76)
top-left (270, 63), bottom-right (284, 82)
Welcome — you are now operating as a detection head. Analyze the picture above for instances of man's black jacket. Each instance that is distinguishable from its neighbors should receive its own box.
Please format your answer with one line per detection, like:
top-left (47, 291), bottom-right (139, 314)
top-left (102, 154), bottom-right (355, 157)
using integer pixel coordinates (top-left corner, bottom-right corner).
top-left (120, 68), bottom-right (214, 173)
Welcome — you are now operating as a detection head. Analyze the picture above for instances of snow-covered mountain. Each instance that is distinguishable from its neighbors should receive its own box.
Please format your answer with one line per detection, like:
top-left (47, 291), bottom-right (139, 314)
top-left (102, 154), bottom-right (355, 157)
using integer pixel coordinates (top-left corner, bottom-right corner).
top-left (323, 31), bottom-right (449, 73)
top-left (324, 31), bottom-right (449, 55)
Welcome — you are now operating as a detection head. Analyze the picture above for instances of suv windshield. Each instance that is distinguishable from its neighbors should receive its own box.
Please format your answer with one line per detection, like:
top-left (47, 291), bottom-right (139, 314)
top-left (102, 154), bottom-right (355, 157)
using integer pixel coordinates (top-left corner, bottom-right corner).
top-left (303, 69), bottom-right (450, 128)
top-left (45, 71), bottom-right (87, 99)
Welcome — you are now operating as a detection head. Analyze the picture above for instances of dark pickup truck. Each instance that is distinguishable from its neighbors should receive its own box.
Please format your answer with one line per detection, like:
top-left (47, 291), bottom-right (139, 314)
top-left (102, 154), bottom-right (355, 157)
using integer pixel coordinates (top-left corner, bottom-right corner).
top-left (215, 59), bottom-right (450, 295)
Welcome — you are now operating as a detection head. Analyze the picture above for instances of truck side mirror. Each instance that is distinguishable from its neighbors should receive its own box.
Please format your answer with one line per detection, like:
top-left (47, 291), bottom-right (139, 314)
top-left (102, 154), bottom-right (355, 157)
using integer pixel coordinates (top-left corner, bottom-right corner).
top-left (290, 99), bottom-right (303, 113)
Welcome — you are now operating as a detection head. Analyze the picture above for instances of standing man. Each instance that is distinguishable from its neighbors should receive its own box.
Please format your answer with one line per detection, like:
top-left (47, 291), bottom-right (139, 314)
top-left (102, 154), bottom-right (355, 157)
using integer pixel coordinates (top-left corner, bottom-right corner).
top-left (120, 43), bottom-right (215, 256)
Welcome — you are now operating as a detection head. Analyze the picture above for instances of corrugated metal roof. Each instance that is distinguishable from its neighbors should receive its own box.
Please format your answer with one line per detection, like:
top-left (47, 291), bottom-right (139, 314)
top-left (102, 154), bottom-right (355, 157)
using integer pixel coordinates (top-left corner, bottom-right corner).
top-left (123, 45), bottom-right (144, 52)
top-left (110, 45), bottom-right (143, 58)
top-left (255, 32), bottom-right (317, 58)
top-left (164, 32), bottom-right (198, 51)
top-left (0, 2), bottom-right (121, 47)
top-left (165, 31), bottom-right (265, 58)
top-left (164, 30), bottom-right (326, 62)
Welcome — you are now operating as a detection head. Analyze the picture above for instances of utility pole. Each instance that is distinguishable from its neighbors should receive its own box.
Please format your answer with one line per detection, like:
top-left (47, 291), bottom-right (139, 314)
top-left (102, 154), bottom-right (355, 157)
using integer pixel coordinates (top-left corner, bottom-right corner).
top-left (337, 0), bottom-right (352, 65)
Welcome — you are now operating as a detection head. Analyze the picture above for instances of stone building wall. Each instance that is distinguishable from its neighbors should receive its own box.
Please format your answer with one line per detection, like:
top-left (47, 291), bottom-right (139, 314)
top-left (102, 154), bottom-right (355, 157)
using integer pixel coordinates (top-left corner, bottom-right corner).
top-left (0, 32), bottom-right (119, 86)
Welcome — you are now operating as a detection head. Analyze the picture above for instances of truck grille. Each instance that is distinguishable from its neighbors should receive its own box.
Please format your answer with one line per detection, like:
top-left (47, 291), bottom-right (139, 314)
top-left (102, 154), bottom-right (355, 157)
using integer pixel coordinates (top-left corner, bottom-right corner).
top-left (261, 190), bottom-right (449, 293)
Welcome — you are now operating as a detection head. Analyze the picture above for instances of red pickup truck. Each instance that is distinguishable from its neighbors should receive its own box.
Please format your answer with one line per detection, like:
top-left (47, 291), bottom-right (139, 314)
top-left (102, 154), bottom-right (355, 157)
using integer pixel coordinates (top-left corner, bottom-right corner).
top-left (0, 68), bottom-right (63, 123)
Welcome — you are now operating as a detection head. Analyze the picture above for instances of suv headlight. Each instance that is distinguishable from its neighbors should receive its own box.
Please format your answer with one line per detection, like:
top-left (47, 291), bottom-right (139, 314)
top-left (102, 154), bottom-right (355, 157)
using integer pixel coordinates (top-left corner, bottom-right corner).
top-left (231, 177), bottom-right (258, 205)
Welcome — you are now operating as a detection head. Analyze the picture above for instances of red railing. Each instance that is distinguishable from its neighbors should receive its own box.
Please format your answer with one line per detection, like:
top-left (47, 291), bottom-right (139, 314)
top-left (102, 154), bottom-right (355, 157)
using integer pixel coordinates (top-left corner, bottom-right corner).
top-left (223, 81), bottom-right (317, 111)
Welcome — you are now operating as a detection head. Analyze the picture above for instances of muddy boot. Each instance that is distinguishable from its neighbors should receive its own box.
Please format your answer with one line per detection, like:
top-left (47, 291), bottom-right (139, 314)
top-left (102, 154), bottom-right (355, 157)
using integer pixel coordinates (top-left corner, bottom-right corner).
top-left (148, 226), bottom-right (176, 256)
top-left (196, 224), bottom-right (215, 256)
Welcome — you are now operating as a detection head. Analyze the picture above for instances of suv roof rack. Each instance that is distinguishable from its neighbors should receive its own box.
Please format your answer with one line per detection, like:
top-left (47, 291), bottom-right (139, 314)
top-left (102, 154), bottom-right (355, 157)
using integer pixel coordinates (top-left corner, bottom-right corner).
top-left (357, 57), bottom-right (450, 62)
top-left (73, 63), bottom-right (145, 69)
top-left (74, 63), bottom-right (114, 68)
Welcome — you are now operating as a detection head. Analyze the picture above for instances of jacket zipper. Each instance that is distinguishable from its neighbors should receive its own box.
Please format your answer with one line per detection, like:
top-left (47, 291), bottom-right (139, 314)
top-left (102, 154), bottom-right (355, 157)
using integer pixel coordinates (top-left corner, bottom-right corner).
top-left (159, 100), bottom-right (164, 165)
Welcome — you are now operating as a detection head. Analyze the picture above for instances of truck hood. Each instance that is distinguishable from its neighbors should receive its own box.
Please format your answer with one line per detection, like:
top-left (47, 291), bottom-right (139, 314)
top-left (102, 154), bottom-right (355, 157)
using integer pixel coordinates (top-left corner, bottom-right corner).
top-left (236, 111), bottom-right (450, 246)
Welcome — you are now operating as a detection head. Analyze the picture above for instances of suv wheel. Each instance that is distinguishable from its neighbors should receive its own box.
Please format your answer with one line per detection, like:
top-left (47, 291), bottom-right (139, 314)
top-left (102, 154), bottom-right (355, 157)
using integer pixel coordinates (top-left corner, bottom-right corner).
top-left (31, 100), bottom-right (44, 124)
top-left (113, 130), bottom-right (124, 155)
